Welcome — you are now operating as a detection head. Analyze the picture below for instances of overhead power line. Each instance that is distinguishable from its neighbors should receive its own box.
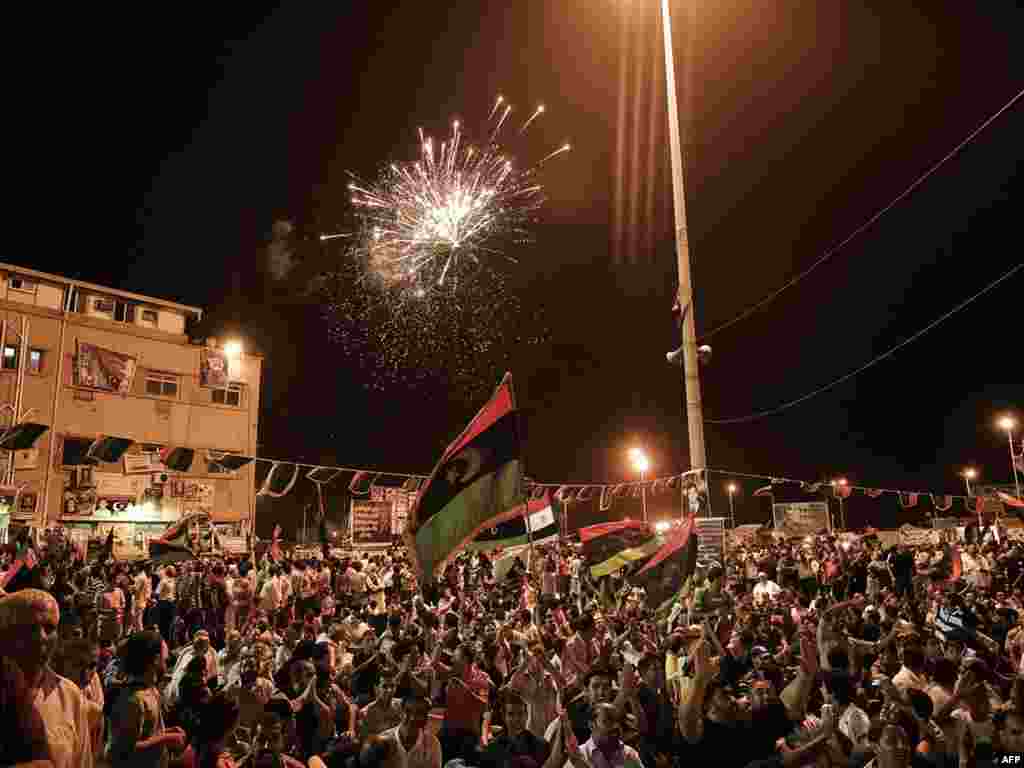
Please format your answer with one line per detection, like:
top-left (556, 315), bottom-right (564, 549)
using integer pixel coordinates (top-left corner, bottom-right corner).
top-left (700, 87), bottom-right (1024, 341)
top-left (705, 263), bottom-right (1022, 425)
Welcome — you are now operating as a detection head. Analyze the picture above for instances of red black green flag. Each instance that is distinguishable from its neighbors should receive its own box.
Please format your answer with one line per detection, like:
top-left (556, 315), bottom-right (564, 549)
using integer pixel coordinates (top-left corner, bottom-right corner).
top-left (404, 374), bottom-right (523, 581)
top-left (580, 516), bottom-right (700, 610)
top-left (633, 515), bottom-right (700, 609)
top-left (148, 515), bottom-right (198, 565)
top-left (580, 520), bottom-right (662, 578)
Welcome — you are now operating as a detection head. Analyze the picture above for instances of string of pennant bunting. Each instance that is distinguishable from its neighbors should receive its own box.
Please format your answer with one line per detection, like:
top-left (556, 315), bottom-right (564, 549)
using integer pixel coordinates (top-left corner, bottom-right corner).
top-left (209, 448), bottom-right (1019, 518)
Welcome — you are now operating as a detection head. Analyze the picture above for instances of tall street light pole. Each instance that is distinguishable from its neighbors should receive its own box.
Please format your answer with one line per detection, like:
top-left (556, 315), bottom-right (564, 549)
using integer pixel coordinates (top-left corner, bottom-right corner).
top-left (962, 467), bottom-right (978, 497)
top-left (630, 448), bottom-right (651, 524)
top-left (999, 417), bottom-right (1022, 500)
top-left (659, 0), bottom-right (707, 477)
top-left (727, 483), bottom-right (737, 530)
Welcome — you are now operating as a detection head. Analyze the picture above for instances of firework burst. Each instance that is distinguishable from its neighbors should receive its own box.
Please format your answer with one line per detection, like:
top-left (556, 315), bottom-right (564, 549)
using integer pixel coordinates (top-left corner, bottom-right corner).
top-left (316, 96), bottom-right (565, 394)
top-left (329, 96), bottom-right (569, 295)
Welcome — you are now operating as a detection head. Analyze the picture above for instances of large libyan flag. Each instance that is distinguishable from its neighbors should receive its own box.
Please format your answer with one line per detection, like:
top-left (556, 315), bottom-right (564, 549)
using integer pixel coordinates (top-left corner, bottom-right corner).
top-left (404, 373), bottom-right (523, 580)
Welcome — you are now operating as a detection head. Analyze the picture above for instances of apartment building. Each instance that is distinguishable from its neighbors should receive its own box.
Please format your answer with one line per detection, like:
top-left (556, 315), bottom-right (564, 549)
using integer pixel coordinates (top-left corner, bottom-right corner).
top-left (0, 263), bottom-right (261, 555)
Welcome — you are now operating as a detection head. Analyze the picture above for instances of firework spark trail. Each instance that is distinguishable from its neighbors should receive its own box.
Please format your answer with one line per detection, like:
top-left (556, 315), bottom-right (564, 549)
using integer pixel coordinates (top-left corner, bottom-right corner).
top-left (519, 104), bottom-right (545, 134)
top-left (487, 95), bottom-right (504, 122)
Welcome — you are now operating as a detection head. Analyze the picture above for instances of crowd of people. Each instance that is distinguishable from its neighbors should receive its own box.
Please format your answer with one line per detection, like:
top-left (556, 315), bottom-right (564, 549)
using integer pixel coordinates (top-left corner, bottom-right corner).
top-left (3, 521), bottom-right (1024, 768)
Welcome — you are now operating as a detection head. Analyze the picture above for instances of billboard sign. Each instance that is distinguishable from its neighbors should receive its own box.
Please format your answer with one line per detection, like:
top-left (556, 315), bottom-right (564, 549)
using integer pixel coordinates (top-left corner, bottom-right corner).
top-left (773, 502), bottom-right (830, 537)
top-left (350, 499), bottom-right (394, 546)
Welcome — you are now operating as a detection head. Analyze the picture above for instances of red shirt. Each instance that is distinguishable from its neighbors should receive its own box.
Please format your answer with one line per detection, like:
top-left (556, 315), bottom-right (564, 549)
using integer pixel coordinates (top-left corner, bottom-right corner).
top-left (444, 664), bottom-right (492, 733)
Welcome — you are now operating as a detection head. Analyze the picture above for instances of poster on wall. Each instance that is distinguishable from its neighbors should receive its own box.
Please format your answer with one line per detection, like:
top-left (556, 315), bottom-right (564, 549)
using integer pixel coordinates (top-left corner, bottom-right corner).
top-left (74, 341), bottom-right (137, 393)
top-left (390, 490), bottom-right (412, 535)
top-left (371, 487), bottom-right (414, 536)
top-left (350, 500), bottom-right (394, 546)
top-left (773, 502), bottom-right (830, 537)
top-left (200, 348), bottom-right (229, 388)
top-left (171, 479), bottom-right (215, 515)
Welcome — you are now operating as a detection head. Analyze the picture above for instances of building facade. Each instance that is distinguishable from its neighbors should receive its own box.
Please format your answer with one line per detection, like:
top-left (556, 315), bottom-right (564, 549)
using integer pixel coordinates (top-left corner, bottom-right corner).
top-left (0, 263), bottom-right (261, 556)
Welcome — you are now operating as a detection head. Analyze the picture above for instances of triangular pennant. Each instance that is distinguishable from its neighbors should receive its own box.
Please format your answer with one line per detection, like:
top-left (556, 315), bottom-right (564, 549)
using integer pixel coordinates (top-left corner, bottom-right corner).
top-left (307, 466), bottom-right (344, 484)
top-left (866, 488), bottom-right (884, 498)
top-left (611, 483), bottom-right (629, 498)
top-left (575, 486), bottom-right (594, 502)
top-left (348, 471), bottom-right (376, 495)
top-left (599, 486), bottom-right (612, 512)
top-left (258, 462), bottom-right (301, 498)
top-left (974, 496), bottom-right (986, 514)
top-left (531, 485), bottom-right (548, 500)
top-left (932, 494), bottom-right (954, 512)
top-left (666, 475), bottom-right (680, 489)
top-left (631, 484), bottom-right (644, 498)
top-left (554, 485), bottom-right (573, 502)
top-left (649, 478), bottom-right (664, 495)
top-left (402, 476), bottom-right (423, 492)
top-left (898, 492), bottom-right (919, 509)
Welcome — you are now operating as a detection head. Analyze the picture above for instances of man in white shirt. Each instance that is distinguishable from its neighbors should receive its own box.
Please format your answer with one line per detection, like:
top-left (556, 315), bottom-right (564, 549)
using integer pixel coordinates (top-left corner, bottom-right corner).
top-left (0, 589), bottom-right (94, 768)
top-left (260, 568), bottom-right (281, 615)
top-left (132, 564), bottom-right (152, 633)
top-left (753, 572), bottom-right (782, 604)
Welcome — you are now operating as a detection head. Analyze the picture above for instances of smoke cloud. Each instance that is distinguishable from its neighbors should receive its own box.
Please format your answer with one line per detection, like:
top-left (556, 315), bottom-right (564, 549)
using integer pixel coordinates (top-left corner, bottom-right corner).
top-left (267, 219), bottom-right (296, 280)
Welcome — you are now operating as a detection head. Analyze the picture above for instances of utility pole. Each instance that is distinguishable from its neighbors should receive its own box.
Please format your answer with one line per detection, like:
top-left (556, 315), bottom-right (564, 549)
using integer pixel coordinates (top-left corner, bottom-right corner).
top-left (660, 0), bottom-right (707, 481)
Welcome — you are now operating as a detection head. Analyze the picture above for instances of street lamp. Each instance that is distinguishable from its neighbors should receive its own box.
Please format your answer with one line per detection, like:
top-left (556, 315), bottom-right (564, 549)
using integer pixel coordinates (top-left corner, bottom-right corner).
top-left (629, 448), bottom-right (651, 523)
top-left (962, 467), bottom-right (978, 496)
top-left (726, 483), bottom-right (737, 530)
top-left (999, 416), bottom-right (1022, 500)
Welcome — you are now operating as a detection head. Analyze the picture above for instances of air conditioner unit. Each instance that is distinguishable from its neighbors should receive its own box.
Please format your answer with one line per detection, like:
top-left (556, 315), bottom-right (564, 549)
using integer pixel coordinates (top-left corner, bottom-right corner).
top-left (13, 448), bottom-right (39, 470)
top-left (83, 293), bottom-right (115, 320)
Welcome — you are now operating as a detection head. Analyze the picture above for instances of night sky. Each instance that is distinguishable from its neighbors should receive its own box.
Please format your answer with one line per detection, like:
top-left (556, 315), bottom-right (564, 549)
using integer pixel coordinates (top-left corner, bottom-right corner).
top-left (22, 2), bottom-right (1022, 536)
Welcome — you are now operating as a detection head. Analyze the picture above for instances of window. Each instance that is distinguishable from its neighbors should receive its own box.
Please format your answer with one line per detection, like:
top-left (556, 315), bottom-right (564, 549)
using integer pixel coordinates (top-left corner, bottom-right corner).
top-left (212, 384), bottom-right (242, 407)
top-left (115, 301), bottom-right (135, 323)
top-left (93, 298), bottom-right (114, 314)
top-left (9, 277), bottom-right (35, 293)
top-left (141, 309), bottom-right (158, 325)
top-left (144, 371), bottom-right (178, 397)
top-left (2, 347), bottom-right (44, 372)
top-left (61, 437), bottom-right (94, 466)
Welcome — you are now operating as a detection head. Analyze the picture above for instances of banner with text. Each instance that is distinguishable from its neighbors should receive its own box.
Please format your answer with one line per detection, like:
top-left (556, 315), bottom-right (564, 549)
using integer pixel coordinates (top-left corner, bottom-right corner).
top-left (898, 524), bottom-right (939, 547)
top-left (350, 499), bottom-right (395, 546)
top-left (773, 502), bottom-right (830, 537)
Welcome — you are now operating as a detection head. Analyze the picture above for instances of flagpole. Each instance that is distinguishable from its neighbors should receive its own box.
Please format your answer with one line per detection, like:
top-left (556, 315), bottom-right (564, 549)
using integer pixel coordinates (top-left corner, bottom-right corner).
top-left (525, 498), bottom-right (534, 571)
